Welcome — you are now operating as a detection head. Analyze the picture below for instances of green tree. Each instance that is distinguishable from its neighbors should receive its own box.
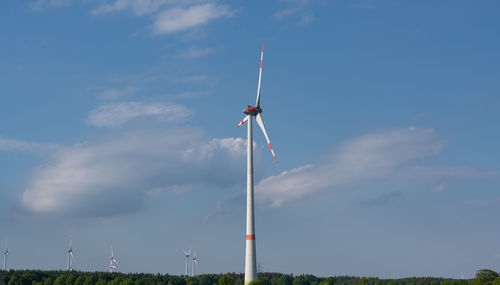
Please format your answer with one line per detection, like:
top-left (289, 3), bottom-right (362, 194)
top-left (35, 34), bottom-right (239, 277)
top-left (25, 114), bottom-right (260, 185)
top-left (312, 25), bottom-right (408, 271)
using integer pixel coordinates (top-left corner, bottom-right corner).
top-left (320, 278), bottom-right (336, 285)
top-left (249, 281), bottom-right (264, 285)
top-left (273, 276), bottom-right (293, 285)
top-left (73, 276), bottom-right (85, 285)
top-left (476, 270), bottom-right (499, 285)
top-left (54, 275), bottom-right (67, 285)
top-left (293, 277), bottom-right (309, 285)
top-left (219, 276), bottom-right (234, 285)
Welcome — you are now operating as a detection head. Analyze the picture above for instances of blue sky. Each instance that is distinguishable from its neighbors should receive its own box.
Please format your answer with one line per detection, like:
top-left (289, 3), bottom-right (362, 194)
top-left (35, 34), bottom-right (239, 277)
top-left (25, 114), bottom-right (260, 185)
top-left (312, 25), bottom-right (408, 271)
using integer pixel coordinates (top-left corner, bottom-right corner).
top-left (1, 0), bottom-right (500, 278)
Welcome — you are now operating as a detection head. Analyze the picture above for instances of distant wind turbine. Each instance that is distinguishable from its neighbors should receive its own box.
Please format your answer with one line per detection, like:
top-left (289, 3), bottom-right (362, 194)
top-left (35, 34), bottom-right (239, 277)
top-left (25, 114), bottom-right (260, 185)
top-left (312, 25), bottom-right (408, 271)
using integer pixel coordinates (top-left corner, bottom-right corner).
top-left (191, 249), bottom-right (198, 277)
top-left (3, 240), bottom-right (8, 271)
top-left (237, 44), bottom-right (277, 284)
top-left (183, 248), bottom-right (191, 276)
top-left (109, 246), bottom-right (118, 272)
top-left (67, 239), bottom-right (73, 271)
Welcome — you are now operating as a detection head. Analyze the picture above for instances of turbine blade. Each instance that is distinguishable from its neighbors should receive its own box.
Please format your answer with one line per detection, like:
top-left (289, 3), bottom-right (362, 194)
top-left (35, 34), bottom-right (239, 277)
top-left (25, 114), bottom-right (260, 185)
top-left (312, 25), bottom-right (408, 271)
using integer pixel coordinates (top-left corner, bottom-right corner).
top-left (255, 113), bottom-right (277, 163)
top-left (237, 116), bottom-right (248, 128)
top-left (255, 44), bottom-right (264, 107)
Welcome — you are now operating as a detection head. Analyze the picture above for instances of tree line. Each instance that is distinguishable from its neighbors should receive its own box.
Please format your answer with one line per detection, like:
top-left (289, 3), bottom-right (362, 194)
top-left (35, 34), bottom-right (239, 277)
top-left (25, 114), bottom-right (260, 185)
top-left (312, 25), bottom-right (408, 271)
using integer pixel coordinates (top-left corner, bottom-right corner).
top-left (0, 269), bottom-right (499, 285)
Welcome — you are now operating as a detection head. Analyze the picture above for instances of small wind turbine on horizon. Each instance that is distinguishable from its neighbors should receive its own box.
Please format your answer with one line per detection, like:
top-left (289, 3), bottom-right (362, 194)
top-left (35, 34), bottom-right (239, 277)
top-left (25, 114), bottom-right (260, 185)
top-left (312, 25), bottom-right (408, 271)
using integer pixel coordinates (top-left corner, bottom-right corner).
top-left (109, 246), bottom-right (118, 272)
top-left (191, 249), bottom-right (198, 277)
top-left (67, 239), bottom-right (73, 271)
top-left (236, 44), bottom-right (277, 284)
top-left (3, 240), bottom-right (8, 271)
top-left (183, 248), bottom-right (191, 276)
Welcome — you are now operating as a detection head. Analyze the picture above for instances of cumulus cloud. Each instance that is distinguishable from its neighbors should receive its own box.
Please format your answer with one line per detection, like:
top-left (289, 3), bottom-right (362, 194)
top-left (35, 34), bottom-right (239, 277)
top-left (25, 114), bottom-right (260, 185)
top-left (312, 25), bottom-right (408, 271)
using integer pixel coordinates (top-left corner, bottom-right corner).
top-left (19, 129), bottom-right (249, 218)
top-left (87, 101), bottom-right (192, 127)
top-left (255, 127), bottom-right (448, 206)
top-left (0, 136), bottom-right (59, 153)
top-left (153, 3), bottom-right (233, 34)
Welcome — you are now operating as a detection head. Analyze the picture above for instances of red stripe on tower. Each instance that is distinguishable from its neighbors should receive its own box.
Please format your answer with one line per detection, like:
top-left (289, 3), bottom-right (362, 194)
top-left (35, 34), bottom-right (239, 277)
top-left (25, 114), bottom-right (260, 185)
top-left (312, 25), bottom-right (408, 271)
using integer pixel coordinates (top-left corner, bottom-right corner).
top-left (246, 234), bottom-right (256, 240)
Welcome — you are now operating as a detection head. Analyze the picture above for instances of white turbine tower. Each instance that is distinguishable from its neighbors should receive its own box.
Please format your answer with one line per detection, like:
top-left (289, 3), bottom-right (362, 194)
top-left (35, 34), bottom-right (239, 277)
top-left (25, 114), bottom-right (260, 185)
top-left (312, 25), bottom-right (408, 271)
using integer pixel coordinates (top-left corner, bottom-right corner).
top-left (67, 239), bottom-right (73, 271)
top-left (191, 249), bottom-right (198, 277)
top-left (109, 246), bottom-right (118, 272)
top-left (3, 240), bottom-right (8, 271)
top-left (237, 44), bottom-right (277, 284)
top-left (183, 249), bottom-right (191, 276)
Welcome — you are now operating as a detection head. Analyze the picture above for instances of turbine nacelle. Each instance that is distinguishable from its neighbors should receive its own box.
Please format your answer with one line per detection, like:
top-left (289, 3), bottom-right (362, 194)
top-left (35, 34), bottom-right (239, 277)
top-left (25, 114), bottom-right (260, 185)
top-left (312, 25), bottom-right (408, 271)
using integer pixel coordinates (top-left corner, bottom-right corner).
top-left (243, 106), bottom-right (262, 116)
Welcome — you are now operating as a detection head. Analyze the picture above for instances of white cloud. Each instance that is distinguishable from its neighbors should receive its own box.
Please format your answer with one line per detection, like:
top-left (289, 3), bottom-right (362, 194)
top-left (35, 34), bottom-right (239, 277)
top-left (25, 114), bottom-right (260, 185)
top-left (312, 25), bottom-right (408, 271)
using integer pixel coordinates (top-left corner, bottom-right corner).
top-left (256, 127), bottom-right (448, 206)
top-left (99, 86), bottom-right (140, 99)
top-left (153, 3), bottom-right (233, 34)
top-left (0, 137), bottom-right (58, 153)
top-left (19, 130), bottom-right (249, 218)
top-left (91, 1), bottom-right (233, 37)
top-left (87, 101), bottom-right (192, 127)
top-left (91, 0), bottom-right (174, 16)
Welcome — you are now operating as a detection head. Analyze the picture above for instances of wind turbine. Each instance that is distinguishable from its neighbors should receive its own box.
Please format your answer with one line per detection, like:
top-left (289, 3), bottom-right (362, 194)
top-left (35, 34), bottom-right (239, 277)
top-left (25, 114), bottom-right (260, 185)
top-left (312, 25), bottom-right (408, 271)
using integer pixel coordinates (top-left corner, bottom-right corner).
top-left (67, 239), bottom-right (73, 271)
top-left (236, 44), bottom-right (277, 284)
top-left (109, 246), bottom-right (118, 272)
top-left (3, 240), bottom-right (7, 271)
top-left (191, 249), bottom-right (198, 277)
top-left (182, 249), bottom-right (191, 276)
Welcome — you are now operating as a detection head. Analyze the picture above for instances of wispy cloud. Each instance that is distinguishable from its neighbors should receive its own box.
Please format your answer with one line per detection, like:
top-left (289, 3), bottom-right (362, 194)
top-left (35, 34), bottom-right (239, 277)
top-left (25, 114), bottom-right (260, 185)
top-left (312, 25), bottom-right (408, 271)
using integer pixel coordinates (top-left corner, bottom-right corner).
top-left (177, 46), bottom-right (214, 59)
top-left (91, 0), bottom-right (173, 16)
top-left (87, 101), bottom-right (192, 127)
top-left (0, 136), bottom-right (59, 153)
top-left (153, 3), bottom-right (233, 34)
top-left (99, 86), bottom-right (141, 99)
top-left (91, 1), bottom-right (234, 36)
top-left (256, 127), bottom-right (448, 206)
top-left (272, 0), bottom-right (314, 26)
top-left (272, 8), bottom-right (297, 20)
top-left (19, 130), bottom-right (249, 218)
